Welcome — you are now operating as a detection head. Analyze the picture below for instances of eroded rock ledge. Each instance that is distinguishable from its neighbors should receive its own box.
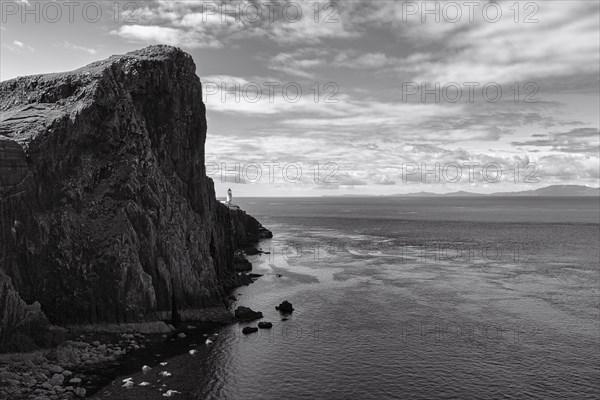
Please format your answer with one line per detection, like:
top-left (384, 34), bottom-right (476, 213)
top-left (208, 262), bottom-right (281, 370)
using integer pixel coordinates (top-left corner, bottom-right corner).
top-left (0, 45), bottom-right (271, 352)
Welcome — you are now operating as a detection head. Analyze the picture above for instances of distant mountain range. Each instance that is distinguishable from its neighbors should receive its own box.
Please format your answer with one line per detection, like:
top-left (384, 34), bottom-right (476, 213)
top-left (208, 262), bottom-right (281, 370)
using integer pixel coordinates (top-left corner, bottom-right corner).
top-left (395, 185), bottom-right (600, 197)
top-left (326, 185), bottom-right (600, 197)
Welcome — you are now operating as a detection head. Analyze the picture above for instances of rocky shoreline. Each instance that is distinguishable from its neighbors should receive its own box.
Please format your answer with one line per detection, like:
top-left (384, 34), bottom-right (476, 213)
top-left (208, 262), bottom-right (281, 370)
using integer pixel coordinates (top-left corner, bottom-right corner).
top-left (0, 246), bottom-right (271, 400)
top-left (0, 330), bottom-right (154, 399)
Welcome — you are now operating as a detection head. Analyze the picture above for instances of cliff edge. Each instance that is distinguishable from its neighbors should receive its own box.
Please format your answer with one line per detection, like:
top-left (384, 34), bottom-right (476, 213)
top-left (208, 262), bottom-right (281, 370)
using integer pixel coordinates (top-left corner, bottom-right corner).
top-left (0, 45), bottom-right (271, 351)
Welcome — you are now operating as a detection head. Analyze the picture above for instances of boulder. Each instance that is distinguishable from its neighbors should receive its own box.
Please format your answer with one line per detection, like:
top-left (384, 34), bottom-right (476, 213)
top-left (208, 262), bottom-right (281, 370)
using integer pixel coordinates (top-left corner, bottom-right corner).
top-left (242, 327), bottom-right (258, 335)
top-left (275, 301), bottom-right (294, 314)
top-left (49, 374), bottom-right (64, 386)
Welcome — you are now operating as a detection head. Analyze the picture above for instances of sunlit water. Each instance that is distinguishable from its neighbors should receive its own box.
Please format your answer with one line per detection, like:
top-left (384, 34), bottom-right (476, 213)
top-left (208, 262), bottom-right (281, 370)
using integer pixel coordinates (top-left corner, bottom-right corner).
top-left (95, 197), bottom-right (600, 399)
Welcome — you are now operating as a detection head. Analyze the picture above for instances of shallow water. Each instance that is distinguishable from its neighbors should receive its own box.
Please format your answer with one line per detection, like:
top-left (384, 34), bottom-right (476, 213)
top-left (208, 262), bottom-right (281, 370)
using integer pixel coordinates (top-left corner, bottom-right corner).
top-left (95, 197), bottom-right (600, 399)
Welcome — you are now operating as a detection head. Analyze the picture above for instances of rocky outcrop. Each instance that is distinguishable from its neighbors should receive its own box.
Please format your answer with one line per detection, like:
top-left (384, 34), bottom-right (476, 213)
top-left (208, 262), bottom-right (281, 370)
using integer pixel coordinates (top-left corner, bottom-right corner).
top-left (0, 46), bottom-right (270, 351)
top-left (0, 274), bottom-right (60, 352)
top-left (234, 306), bottom-right (263, 321)
top-left (275, 301), bottom-right (294, 314)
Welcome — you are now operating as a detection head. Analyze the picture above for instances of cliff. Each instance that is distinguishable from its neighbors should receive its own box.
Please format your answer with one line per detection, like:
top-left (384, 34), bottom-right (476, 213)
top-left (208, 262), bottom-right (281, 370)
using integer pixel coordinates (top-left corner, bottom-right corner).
top-left (0, 46), bottom-right (270, 351)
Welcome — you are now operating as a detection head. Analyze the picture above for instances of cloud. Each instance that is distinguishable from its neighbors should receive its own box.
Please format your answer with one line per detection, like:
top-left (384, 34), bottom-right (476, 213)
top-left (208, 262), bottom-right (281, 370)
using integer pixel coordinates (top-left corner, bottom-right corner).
top-left (268, 48), bottom-right (396, 79)
top-left (110, 1), bottom-right (358, 48)
top-left (512, 128), bottom-right (600, 154)
top-left (200, 74), bottom-right (350, 116)
top-left (266, 6), bottom-right (358, 44)
top-left (375, 1), bottom-right (600, 85)
top-left (536, 154), bottom-right (599, 181)
top-left (61, 41), bottom-right (97, 55)
top-left (110, 25), bottom-right (222, 48)
top-left (333, 51), bottom-right (391, 69)
top-left (3, 40), bottom-right (35, 53)
top-left (268, 50), bottom-right (324, 78)
top-left (376, 175), bottom-right (396, 185)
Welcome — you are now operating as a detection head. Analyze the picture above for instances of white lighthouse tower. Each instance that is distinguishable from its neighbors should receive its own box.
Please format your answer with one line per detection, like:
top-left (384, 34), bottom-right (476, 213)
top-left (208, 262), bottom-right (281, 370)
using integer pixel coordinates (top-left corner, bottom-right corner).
top-left (222, 188), bottom-right (239, 210)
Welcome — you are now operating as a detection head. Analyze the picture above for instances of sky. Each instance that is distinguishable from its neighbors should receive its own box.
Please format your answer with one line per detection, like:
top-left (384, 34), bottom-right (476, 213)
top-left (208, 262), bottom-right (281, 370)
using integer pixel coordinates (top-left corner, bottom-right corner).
top-left (1, 0), bottom-right (599, 196)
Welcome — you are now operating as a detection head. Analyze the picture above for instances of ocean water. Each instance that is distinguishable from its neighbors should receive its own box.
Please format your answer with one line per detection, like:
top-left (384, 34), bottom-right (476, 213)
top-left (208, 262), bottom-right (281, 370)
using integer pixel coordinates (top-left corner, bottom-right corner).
top-left (96, 197), bottom-right (600, 399)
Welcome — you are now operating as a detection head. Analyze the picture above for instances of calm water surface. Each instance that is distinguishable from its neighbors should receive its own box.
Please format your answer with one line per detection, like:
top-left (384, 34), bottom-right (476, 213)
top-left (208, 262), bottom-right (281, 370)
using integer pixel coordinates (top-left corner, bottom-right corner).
top-left (96, 197), bottom-right (600, 400)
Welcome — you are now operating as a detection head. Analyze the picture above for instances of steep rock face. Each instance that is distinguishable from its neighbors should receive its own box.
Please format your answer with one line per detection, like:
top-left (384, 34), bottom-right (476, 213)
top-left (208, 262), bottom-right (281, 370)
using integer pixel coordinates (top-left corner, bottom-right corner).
top-left (0, 46), bottom-right (269, 349)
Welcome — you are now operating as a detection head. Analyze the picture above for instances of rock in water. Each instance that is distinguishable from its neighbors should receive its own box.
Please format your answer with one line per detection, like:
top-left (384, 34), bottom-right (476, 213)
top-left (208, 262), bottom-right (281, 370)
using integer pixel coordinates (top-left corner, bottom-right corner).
top-left (0, 46), bottom-right (272, 351)
top-left (234, 306), bottom-right (263, 321)
top-left (275, 301), bottom-right (294, 314)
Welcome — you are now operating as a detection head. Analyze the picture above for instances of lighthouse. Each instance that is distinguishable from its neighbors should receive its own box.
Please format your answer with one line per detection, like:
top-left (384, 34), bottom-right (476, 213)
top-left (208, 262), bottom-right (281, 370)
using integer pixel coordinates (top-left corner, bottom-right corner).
top-left (221, 188), bottom-right (239, 210)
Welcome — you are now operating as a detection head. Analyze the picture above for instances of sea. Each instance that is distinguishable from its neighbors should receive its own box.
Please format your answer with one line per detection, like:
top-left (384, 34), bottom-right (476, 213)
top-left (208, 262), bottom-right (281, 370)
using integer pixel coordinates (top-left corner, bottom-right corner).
top-left (94, 197), bottom-right (600, 400)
